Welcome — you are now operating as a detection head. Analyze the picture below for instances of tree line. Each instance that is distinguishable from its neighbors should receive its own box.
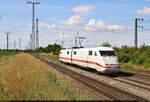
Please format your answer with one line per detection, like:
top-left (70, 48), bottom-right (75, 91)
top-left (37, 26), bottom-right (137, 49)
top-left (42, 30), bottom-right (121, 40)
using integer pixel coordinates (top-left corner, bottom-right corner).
top-left (35, 43), bottom-right (62, 55)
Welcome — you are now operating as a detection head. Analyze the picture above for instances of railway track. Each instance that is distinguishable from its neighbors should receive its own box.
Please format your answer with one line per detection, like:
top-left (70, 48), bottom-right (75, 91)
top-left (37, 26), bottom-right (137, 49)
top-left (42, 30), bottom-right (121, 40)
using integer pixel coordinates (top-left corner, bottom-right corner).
top-left (40, 56), bottom-right (150, 91)
top-left (118, 76), bottom-right (150, 87)
top-left (60, 56), bottom-right (150, 88)
top-left (119, 71), bottom-right (150, 82)
top-left (39, 56), bottom-right (147, 101)
top-left (113, 72), bottom-right (150, 86)
top-left (104, 74), bottom-right (150, 92)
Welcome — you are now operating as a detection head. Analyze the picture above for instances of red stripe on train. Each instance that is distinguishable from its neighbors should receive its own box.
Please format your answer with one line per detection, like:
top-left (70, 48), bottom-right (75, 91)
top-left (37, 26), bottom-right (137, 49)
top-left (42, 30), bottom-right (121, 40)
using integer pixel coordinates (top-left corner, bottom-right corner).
top-left (59, 57), bottom-right (120, 68)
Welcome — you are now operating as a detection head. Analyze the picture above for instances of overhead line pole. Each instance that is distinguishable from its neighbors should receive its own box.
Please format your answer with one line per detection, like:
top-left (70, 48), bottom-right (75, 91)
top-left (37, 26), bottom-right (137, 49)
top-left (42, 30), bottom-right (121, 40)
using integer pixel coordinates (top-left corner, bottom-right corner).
top-left (30, 33), bottom-right (33, 50)
top-left (134, 18), bottom-right (144, 48)
top-left (36, 18), bottom-right (39, 50)
top-left (27, 1), bottom-right (40, 50)
top-left (135, 18), bottom-right (138, 48)
top-left (31, 2), bottom-right (35, 50)
top-left (19, 38), bottom-right (21, 50)
top-left (14, 40), bottom-right (16, 50)
top-left (75, 32), bottom-right (79, 47)
top-left (5, 32), bottom-right (11, 50)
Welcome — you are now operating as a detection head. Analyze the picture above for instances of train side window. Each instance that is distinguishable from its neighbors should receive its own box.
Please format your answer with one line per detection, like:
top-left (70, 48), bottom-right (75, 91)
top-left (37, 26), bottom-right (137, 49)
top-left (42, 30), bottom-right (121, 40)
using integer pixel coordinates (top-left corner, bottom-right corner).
top-left (95, 52), bottom-right (97, 56)
top-left (89, 51), bottom-right (93, 56)
top-left (67, 51), bottom-right (69, 54)
top-left (74, 51), bottom-right (76, 55)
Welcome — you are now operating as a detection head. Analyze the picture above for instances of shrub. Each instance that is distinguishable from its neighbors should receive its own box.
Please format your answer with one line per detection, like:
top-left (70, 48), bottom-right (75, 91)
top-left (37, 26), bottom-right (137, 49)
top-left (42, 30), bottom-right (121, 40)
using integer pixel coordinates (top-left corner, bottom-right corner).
top-left (121, 56), bottom-right (129, 63)
top-left (114, 45), bottom-right (150, 67)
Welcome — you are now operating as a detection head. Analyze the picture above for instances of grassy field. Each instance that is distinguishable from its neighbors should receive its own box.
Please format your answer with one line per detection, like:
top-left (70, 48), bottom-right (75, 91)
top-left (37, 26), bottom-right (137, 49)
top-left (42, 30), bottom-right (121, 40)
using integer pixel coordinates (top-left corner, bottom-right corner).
top-left (120, 63), bottom-right (150, 75)
top-left (0, 50), bottom-right (19, 58)
top-left (0, 53), bottom-right (89, 100)
top-left (40, 52), bottom-right (59, 58)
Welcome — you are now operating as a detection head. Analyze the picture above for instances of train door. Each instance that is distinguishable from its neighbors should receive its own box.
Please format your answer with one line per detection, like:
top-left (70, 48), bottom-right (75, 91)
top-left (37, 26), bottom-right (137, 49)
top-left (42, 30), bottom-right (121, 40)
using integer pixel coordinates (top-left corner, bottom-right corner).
top-left (87, 50), bottom-right (92, 68)
top-left (87, 50), bottom-right (96, 69)
top-left (67, 50), bottom-right (72, 63)
top-left (79, 50), bottom-right (88, 67)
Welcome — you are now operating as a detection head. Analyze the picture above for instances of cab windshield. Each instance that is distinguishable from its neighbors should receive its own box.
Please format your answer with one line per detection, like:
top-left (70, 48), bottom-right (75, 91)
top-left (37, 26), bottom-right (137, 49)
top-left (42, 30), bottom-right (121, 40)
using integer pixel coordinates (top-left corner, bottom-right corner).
top-left (99, 51), bottom-right (116, 56)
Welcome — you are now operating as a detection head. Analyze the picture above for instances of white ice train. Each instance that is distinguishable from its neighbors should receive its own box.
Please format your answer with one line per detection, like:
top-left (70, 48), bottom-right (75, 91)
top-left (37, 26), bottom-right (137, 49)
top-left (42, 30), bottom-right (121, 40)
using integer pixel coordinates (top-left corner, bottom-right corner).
top-left (59, 47), bottom-right (120, 74)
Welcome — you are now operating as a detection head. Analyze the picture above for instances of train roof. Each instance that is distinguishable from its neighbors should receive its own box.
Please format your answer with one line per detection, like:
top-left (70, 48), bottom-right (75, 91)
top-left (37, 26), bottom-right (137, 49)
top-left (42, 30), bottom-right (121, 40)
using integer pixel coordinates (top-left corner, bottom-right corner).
top-left (61, 47), bottom-right (114, 51)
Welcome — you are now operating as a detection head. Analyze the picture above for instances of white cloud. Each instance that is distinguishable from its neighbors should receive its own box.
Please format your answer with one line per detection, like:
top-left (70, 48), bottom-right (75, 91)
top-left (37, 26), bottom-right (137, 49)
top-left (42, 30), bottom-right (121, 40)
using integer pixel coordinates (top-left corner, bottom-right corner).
top-left (41, 18), bottom-right (132, 32)
top-left (85, 19), bottom-right (105, 31)
top-left (40, 22), bottom-right (71, 30)
top-left (72, 5), bottom-right (95, 15)
top-left (87, 19), bottom-right (105, 27)
top-left (84, 26), bottom-right (95, 31)
top-left (97, 20), bottom-right (105, 27)
top-left (137, 7), bottom-right (150, 15)
top-left (85, 19), bottom-right (132, 32)
top-left (50, 15), bottom-right (85, 26)
top-left (107, 25), bottom-right (125, 31)
top-left (40, 22), bottom-right (57, 29)
top-left (88, 19), bottom-right (96, 26)
top-left (63, 15), bottom-right (85, 26)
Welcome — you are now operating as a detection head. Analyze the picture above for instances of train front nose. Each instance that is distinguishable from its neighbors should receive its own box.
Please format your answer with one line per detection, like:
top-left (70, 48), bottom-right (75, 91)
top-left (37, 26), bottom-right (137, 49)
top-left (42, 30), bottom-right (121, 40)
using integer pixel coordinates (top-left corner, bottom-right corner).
top-left (103, 64), bottom-right (120, 74)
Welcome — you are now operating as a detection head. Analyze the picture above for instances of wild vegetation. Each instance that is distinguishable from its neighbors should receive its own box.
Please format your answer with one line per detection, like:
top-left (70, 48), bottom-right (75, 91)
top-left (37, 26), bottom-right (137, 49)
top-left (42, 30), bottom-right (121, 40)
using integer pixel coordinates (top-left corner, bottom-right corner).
top-left (101, 42), bottom-right (111, 47)
top-left (114, 45), bottom-right (150, 68)
top-left (33, 43), bottom-right (62, 55)
top-left (0, 50), bottom-right (19, 58)
top-left (0, 53), bottom-right (89, 100)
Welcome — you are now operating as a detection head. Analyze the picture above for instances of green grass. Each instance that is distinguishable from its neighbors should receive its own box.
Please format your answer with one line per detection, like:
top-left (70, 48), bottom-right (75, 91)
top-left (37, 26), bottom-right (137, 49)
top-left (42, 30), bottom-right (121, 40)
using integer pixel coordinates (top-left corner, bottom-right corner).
top-left (40, 53), bottom-right (59, 58)
top-left (120, 63), bottom-right (150, 75)
top-left (0, 50), bottom-right (19, 58)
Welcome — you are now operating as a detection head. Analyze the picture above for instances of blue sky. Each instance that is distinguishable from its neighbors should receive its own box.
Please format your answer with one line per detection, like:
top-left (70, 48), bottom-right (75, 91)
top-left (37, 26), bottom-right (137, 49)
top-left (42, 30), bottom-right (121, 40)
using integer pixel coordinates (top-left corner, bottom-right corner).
top-left (0, 0), bottom-right (150, 49)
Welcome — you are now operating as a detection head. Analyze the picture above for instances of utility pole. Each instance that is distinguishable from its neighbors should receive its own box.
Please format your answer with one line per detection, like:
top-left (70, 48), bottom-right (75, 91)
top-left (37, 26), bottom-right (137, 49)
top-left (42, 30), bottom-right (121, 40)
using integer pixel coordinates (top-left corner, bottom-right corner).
top-left (27, 1), bottom-right (40, 50)
top-left (135, 18), bottom-right (144, 48)
top-left (75, 36), bottom-right (77, 47)
top-left (75, 32), bottom-right (79, 47)
top-left (5, 32), bottom-right (11, 50)
top-left (14, 40), bottom-right (16, 49)
top-left (19, 38), bottom-right (21, 50)
top-left (30, 33), bottom-right (33, 50)
top-left (36, 18), bottom-right (39, 50)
